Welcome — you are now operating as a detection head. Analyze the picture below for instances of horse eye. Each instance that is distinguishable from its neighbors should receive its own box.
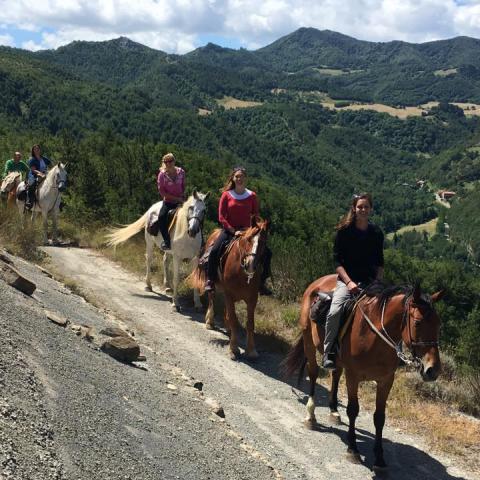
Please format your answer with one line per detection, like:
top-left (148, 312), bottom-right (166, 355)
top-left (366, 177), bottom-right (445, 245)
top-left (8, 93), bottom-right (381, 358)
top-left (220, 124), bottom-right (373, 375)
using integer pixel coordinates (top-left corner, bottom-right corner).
top-left (414, 320), bottom-right (421, 327)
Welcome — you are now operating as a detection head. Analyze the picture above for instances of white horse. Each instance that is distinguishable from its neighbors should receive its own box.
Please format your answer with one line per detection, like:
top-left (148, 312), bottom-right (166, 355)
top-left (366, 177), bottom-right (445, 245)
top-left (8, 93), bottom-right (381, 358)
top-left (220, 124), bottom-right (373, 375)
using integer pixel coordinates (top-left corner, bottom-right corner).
top-left (16, 164), bottom-right (68, 244)
top-left (106, 191), bottom-right (209, 312)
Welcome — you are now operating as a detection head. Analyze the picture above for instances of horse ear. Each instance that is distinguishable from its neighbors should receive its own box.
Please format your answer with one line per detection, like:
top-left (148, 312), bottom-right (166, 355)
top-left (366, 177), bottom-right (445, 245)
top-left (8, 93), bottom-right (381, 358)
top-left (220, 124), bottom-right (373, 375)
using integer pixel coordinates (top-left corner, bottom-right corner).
top-left (204, 191), bottom-right (210, 200)
top-left (431, 290), bottom-right (445, 302)
top-left (412, 282), bottom-right (421, 302)
top-left (192, 188), bottom-right (198, 199)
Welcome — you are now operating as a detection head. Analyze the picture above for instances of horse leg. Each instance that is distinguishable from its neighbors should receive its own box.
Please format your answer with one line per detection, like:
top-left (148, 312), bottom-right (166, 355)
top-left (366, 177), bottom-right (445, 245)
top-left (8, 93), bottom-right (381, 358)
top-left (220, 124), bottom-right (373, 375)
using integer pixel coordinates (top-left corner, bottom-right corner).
top-left (190, 257), bottom-right (203, 311)
top-left (328, 366), bottom-right (344, 425)
top-left (144, 234), bottom-right (154, 291)
top-left (171, 256), bottom-right (181, 312)
top-left (225, 294), bottom-right (240, 360)
top-left (51, 210), bottom-right (58, 244)
top-left (41, 211), bottom-right (48, 245)
top-left (205, 291), bottom-right (215, 330)
top-left (304, 331), bottom-right (319, 428)
top-left (163, 252), bottom-right (172, 292)
top-left (245, 298), bottom-right (258, 360)
top-left (373, 374), bottom-right (394, 471)
top-left (345, 373), bottom-right (361, 462)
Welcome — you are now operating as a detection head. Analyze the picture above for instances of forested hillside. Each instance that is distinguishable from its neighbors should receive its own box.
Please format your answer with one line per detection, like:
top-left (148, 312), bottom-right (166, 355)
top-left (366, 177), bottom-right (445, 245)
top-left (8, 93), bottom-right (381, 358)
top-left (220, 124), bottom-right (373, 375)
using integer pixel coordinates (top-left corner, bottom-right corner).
top-left (0, 28), bottom-right (479, 369)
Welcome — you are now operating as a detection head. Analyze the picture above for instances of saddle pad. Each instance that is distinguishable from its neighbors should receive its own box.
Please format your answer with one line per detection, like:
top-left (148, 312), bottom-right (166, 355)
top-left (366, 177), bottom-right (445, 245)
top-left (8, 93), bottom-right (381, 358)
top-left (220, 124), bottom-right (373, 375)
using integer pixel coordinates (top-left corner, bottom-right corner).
top-left (338, 295), bottom-right (366, 342)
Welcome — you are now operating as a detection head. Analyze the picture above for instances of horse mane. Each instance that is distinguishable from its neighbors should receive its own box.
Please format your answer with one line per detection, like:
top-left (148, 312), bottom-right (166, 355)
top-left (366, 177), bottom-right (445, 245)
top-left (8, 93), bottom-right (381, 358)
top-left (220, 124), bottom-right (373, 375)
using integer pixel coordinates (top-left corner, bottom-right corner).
top-left (171, 195), bottom-right (195, 241)
top-left (364, 280), bottom-right (433, 311)
top-left (238, 218), bottom-right (268, 242)
top-left (43, 164), bottom-right (60, 188)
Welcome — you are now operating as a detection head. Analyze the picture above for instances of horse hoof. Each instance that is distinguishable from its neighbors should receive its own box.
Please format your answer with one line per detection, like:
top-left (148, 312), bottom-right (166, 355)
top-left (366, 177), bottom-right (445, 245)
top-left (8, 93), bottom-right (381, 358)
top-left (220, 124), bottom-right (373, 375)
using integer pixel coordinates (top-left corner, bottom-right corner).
top-left (346, 450), bottom-right (362, 464)
top-left (145, 286), bottom-right (152, 292)
top-left (303, 418), bottom-right (317, 430)
top-left (373, 463), bottom-right (388, 473)
top-left (172, 304), bottom-right (181, 313)
top-left (205, 322), bottom-right (215, 330)
top-left (165, 287), bottom-right (173, 293)
top-left (329, 412), bottom-right (342, 425)
top-left (245, 350), bottom-right (259, 361)
top-left (229, 350), bottom-right (240, 361)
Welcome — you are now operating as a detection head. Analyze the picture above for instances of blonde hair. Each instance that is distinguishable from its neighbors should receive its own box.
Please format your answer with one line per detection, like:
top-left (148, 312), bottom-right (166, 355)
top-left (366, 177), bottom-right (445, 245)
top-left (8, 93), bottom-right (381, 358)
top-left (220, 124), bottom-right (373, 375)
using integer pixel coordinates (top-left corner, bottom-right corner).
top-left (160, 153), bottom-right (176, 171)
top-left (336, 193), bottom-right (373, 230)
top-left (221, 166), bottom-right (247, 192)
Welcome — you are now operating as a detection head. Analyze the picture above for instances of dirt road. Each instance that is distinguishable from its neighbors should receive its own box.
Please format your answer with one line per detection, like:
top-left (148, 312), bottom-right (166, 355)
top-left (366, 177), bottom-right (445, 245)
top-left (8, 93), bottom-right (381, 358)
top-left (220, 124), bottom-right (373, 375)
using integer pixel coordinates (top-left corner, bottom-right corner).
top-left (41, 246), bottom-right (476, 480)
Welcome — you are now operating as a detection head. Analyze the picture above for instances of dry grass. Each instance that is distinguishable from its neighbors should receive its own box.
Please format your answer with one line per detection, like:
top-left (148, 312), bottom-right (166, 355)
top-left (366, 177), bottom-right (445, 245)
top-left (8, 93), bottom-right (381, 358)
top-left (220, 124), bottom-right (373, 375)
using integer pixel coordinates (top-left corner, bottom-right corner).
top-left (387, 218), bottom-right (438, 240)
top-left (321, 101), bottom-right (426, 119)
top-left (216, 96), bottom-right (263, 109)
top-left (197, 108), bottom-right (212, 116)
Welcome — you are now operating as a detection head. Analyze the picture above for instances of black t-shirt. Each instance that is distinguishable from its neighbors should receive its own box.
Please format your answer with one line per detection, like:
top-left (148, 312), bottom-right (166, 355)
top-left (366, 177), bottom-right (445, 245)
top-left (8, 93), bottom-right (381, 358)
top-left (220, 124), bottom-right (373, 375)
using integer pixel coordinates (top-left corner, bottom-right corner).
top-left (333, 223), bottom-right (384, 283)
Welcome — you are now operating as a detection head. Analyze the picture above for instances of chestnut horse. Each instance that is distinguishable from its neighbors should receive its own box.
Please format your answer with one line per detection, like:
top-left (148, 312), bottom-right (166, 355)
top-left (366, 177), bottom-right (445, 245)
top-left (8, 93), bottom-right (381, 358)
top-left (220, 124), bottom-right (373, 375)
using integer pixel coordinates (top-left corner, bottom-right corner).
top-left (283, 274), bottom-right (443, 471)
top-left (189, 220), bottom-right (268, 360)
top-left (1, 172), bottom-right (22, 208)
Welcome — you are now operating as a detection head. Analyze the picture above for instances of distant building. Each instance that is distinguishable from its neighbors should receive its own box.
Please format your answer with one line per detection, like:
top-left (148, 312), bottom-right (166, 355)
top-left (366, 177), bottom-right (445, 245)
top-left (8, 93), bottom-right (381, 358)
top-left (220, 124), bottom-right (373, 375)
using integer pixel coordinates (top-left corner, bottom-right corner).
top-left (438, 190), bottom-right (456, 201)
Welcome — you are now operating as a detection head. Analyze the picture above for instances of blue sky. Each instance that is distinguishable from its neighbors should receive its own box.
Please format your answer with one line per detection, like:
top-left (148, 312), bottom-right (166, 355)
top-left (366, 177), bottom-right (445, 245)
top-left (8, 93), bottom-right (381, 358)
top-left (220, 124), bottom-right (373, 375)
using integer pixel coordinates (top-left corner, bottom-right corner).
top-left (1, 0), bottom-right (480, 53)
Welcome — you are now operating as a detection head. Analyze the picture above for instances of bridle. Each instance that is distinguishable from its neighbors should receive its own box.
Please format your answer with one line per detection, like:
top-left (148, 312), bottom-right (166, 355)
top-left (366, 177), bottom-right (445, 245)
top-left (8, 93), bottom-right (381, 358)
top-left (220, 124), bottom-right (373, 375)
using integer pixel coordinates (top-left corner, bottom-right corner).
top-left (240, 228), bottom-right (265, 283)
top-left (187, 203), bottom-right (206, 236)
top-left (357, 293), bottom-right (438, 369)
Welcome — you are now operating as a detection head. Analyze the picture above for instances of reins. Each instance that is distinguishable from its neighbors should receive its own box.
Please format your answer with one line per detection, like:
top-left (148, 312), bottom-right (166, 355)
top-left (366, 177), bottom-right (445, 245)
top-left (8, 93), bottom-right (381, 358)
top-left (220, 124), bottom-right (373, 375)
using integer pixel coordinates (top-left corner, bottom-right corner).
top-left (356, 293), bottom-right (437, 369)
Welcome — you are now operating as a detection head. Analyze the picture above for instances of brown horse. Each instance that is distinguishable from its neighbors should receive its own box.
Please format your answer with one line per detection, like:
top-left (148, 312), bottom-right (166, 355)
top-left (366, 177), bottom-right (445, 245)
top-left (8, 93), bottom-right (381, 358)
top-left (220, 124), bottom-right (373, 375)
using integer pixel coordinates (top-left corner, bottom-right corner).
top-left (1, 172), bottom-right (22, 208)
top-left (283, 274), bottom-right (443, 470)
top-left (189, 220), bottom-right (269, 360)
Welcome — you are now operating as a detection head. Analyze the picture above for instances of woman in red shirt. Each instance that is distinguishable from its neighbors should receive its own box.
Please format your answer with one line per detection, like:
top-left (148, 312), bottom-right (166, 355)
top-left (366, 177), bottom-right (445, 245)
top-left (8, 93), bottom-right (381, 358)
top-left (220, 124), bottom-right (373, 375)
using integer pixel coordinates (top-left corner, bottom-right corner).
top-left (157, 153), bottom-right (185, 250)
top-left (205, 166), bottom-right (272, 294)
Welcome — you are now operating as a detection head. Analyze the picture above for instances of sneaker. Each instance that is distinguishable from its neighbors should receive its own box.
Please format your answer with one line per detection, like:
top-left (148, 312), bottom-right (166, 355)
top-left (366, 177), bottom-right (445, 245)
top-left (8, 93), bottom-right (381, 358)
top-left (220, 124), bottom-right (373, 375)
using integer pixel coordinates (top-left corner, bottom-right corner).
top-left (204, 280), bottom-right (215, 292)
top-left (322, 352), bottom-right (336, 370)
top-left (161, 241), bottom-right (171, 251)
top-left (259, 284), bottom-right (273, 296)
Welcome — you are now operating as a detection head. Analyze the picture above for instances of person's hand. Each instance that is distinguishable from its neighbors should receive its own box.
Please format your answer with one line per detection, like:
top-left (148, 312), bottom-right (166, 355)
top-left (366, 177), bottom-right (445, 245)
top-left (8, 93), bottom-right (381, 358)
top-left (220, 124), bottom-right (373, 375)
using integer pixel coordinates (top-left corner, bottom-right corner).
top-left (346, 280), bottom-right (360, 294)
top-left (234, 230), bottom-right (242, 236)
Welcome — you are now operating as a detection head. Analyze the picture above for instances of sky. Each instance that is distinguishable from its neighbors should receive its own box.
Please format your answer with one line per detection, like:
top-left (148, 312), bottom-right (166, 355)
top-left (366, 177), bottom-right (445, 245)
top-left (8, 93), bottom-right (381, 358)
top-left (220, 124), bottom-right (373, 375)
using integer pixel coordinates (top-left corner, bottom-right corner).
top-left (0, 0), bottom-right (480, 54)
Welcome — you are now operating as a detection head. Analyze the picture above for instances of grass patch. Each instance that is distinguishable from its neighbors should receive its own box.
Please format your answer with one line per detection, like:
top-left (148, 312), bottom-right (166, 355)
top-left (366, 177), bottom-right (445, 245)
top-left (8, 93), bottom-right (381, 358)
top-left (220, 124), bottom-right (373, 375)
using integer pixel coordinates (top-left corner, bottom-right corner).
top-left (216, 96), bottom-right (263, 109)
top-left (387, 218), bottom-right (438, 240)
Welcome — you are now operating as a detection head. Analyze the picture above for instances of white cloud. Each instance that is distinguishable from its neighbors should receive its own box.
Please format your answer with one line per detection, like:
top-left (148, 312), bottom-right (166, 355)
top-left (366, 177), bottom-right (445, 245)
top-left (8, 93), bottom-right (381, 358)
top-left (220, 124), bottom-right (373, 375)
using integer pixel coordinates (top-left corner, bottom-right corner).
top-left (0, 33), bottom-right (14, 46)
top-left (0, 0), bottom-right (480, 53)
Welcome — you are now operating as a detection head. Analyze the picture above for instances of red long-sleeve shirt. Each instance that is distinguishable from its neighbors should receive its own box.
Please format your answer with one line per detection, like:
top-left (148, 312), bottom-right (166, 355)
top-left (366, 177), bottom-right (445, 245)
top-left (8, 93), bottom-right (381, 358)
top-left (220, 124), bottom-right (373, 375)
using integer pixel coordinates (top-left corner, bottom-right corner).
top-left (218, 189), bottom-right (259, 230)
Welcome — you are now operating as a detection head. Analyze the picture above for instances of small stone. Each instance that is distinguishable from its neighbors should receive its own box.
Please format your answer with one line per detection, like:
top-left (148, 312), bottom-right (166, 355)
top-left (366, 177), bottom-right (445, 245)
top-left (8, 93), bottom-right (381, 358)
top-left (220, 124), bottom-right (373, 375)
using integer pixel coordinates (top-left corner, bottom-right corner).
top-left (0, 263), bottom-right (36, 295)
top-left (101, 337), bottom-right (140, 363)
top-left (193, 382), bottom-right (203, 391)
top-left (99, 326), bottom-right (131, 338)
top-left (167, 384), bottom-right (178, 391)
top-left (45, 310), bottom-right (69, 327)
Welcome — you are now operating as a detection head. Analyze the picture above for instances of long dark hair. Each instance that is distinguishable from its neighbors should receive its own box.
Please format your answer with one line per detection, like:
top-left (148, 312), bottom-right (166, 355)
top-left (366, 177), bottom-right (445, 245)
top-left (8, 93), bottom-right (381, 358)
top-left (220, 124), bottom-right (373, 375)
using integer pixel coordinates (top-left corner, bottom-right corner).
top-left (221, 166), bottom-right (247, 193)
top-left (336, 193), bottom-right (373, 230)
top-left (31, 144), bottom-right (41, 158)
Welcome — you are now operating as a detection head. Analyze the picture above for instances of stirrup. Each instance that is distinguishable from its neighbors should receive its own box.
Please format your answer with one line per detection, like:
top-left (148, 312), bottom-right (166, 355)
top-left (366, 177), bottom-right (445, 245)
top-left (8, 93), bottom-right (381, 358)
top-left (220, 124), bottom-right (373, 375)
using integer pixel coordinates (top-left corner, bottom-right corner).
top-left (204, 280), bottom-right (215, 292)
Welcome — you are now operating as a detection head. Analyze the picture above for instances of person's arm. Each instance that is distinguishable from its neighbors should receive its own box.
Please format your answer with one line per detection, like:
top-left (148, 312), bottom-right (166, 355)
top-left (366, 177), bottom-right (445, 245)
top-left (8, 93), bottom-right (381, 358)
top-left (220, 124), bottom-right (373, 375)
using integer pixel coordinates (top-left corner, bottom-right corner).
top-left (374, 228), bottom-right (385, 280)
top-left (333, 230), bottom-right (360, 293)
top-left (219, 193), bottom-right (235, 233)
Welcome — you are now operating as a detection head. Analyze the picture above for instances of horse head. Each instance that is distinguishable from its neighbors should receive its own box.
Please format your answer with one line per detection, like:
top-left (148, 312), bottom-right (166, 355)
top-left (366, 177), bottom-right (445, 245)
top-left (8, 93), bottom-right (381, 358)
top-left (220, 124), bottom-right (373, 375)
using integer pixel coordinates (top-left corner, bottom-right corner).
top-left (55, 163), bottom-right (68, 192)
top-left (1, 172), bottom-right (21, 195)
top-left (187, 190), bottom-right (209, 237)
top-left (403, 284), bottom-right (444, 382)
top-left (240, 218), bottom-right (269, 282)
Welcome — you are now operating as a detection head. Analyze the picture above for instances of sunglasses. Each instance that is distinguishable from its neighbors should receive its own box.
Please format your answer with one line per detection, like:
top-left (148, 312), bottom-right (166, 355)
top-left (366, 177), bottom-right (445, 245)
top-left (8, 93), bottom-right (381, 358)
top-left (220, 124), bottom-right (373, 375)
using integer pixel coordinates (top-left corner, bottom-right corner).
top-left (163, 159), bottom-right (174, 164)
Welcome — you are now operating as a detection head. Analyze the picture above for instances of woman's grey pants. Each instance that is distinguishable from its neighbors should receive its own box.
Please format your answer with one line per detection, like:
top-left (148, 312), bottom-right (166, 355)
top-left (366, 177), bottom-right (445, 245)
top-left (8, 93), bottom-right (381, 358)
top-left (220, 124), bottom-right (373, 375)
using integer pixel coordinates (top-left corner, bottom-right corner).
top-left (324, 280), bottom-right (353, 355)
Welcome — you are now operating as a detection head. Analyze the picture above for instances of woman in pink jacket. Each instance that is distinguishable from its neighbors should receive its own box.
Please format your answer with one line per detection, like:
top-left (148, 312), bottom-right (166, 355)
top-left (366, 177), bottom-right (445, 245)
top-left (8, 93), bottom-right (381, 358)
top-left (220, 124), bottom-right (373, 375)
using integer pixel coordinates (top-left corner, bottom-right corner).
top-left (156, 153), bottom-right (185, 250)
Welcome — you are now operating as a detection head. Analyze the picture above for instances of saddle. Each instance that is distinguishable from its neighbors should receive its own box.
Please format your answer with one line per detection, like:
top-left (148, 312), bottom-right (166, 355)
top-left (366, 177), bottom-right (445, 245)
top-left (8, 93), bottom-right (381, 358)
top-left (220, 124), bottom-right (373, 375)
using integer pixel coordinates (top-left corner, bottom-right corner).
top-left (198, 230), bottom-right (234, 274)
top-left (310, 289), bottom-right (358, 342)
top-left (146, 206), bottom-right (178, 236)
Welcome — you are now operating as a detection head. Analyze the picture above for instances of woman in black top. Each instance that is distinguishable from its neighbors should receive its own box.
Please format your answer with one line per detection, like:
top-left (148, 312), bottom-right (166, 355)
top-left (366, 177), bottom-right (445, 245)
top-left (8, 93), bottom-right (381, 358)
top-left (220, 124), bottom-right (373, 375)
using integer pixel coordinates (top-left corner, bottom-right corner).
top-left (323, 193), bottom-right (384, 369)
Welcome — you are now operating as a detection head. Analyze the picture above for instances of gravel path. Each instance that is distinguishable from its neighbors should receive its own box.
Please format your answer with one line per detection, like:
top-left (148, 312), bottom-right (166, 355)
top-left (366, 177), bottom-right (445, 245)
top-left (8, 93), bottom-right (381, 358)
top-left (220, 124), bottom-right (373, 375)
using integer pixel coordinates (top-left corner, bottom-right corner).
top-left (1, 246), bottom-right (477, 480)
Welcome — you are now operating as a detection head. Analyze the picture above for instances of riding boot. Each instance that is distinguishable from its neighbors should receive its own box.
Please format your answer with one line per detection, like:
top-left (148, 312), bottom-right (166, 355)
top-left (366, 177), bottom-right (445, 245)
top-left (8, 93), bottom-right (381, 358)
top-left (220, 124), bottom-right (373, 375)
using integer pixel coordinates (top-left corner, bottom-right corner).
top-left (25, 184), bottom-right (36, 209)
top-left (323, 351), bottom-right (337, 370)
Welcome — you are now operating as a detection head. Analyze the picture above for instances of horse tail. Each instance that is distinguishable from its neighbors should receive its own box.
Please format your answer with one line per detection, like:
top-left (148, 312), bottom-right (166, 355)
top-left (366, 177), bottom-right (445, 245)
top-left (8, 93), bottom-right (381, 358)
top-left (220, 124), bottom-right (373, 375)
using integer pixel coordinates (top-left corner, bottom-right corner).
top-left (187, 263), bottom-right (206, 294)
top-left (105, 212), bottom-right (148, 247)
top-left (280, 334), bottom-right (305, 383)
